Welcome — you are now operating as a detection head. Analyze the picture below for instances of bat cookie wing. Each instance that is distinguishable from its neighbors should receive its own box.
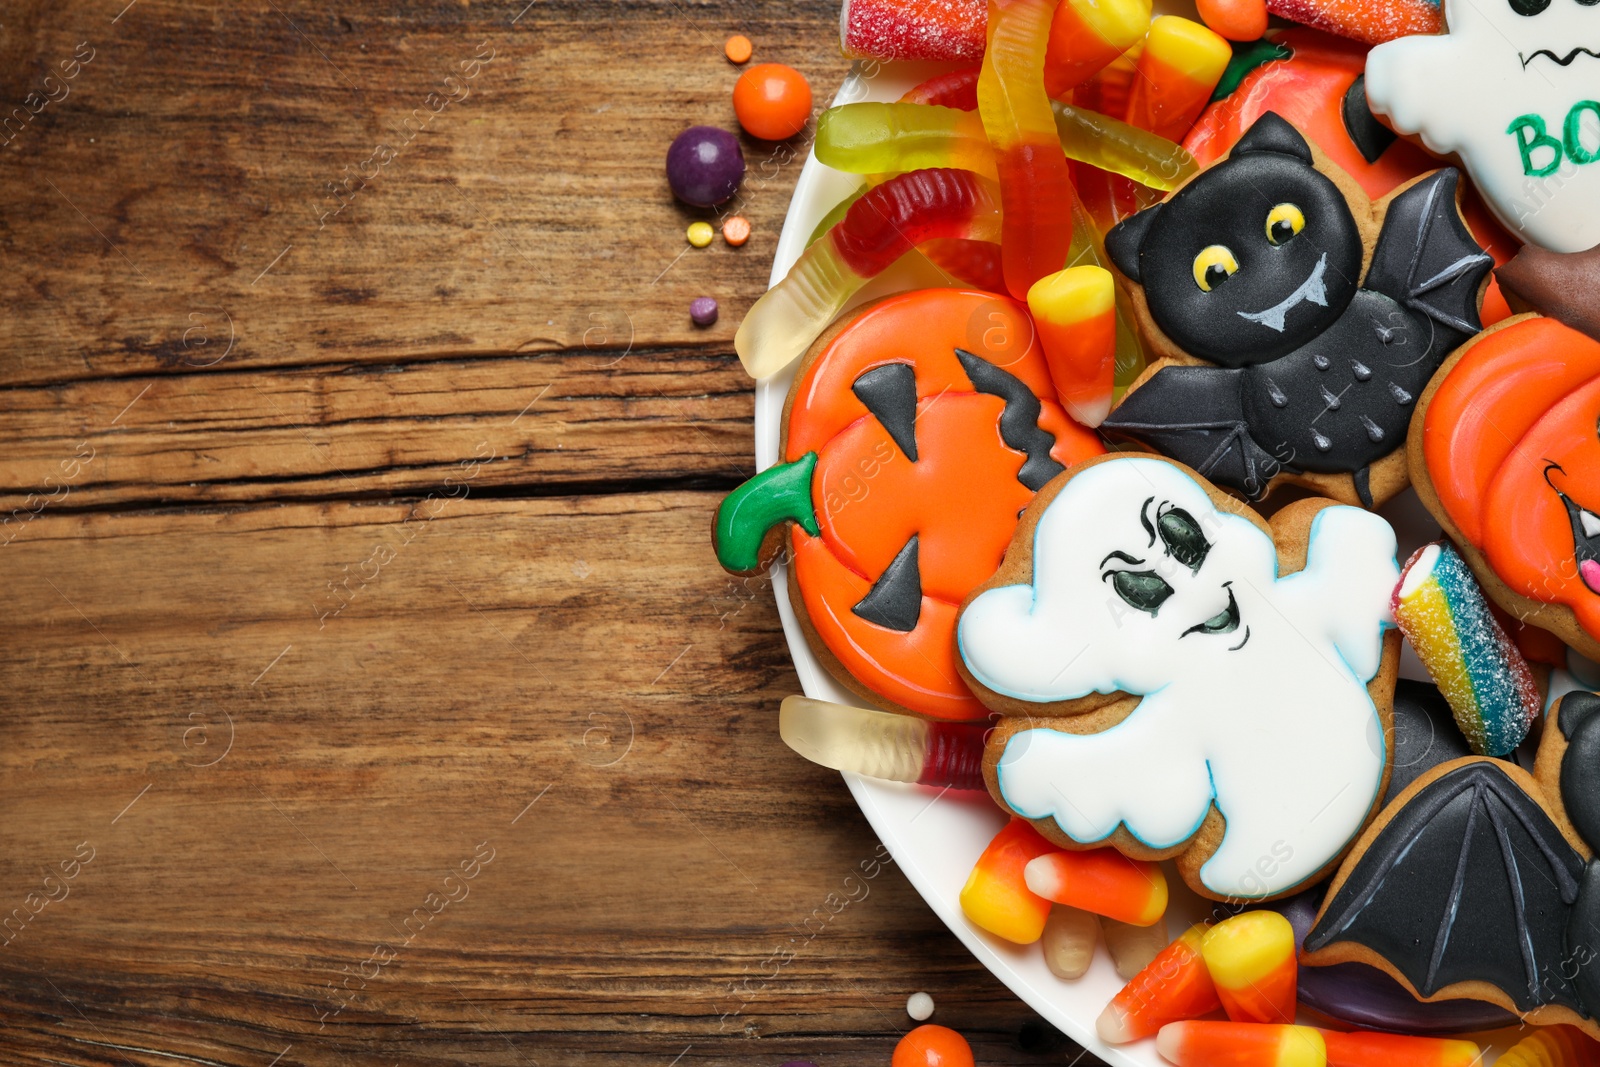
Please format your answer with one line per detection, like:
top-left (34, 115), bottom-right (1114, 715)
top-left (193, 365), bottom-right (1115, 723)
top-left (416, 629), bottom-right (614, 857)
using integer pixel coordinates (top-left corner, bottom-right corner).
top-left (1305, 759), bottom-right (1588, 1015)
top-left (1365, 169), bottom-right (1493, 339)
top-left (1100, 366), bottom-right (1282, 500)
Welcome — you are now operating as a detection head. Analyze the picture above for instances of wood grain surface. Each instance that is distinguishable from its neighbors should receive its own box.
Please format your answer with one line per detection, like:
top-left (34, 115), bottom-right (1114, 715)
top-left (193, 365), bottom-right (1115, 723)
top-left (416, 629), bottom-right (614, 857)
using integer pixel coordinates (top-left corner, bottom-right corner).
top-left (0, 1), bottom-right (1101, 1065)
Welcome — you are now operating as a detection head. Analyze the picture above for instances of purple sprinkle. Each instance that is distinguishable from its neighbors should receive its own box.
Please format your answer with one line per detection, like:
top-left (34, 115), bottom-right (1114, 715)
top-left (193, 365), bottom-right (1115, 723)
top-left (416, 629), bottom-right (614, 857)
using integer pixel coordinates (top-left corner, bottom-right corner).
top-left (690, 296), bottom-right (719, 327)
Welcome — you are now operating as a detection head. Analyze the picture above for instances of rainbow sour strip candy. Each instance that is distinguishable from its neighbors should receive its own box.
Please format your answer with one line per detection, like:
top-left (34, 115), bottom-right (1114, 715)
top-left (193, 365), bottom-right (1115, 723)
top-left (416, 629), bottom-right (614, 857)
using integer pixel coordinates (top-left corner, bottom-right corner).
top-left (1393, 541), bottom-right (1542, 757)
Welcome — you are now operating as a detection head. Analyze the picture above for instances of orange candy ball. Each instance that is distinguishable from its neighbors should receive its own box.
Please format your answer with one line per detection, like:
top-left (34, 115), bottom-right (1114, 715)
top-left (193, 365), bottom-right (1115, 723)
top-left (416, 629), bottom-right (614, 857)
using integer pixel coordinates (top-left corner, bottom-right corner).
top-left (893, 1025), bottom-right (976, 1067)
top-left (732, 62), bottom-right (812, 140)
top-left (724, 34), bottom-right (753, 64)
top-left (1196, 0), bottom-right (1269, 40)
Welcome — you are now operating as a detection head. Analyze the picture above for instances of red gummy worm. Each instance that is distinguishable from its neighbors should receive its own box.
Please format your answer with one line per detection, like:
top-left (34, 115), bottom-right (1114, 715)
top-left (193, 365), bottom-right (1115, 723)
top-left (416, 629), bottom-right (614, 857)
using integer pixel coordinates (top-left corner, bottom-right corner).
top-left (828, 168), bottom-right (998, 278)
top-left (900, 64), bottom-right (983, 110)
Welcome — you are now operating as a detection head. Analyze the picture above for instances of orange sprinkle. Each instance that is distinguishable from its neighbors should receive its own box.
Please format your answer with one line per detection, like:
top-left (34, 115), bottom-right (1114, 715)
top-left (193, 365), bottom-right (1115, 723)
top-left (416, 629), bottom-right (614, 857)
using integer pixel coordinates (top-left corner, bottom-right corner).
top-left (724, 35), bottom-right (753, 64)
top-left (722, 215), bottom-right (751, 246)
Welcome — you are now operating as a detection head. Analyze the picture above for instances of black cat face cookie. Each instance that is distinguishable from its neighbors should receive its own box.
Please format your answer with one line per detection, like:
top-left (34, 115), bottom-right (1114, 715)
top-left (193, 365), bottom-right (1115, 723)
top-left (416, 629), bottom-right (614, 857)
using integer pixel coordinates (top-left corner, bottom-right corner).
top-left (1102, 112), bottom-right (1493, 509)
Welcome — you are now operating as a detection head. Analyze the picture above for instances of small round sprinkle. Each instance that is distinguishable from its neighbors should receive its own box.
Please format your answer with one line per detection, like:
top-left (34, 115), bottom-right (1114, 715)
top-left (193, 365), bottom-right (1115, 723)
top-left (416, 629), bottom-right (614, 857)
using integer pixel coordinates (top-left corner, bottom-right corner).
top-left (724, 34), bottom-right (753, 64)
top-left (722, 215), bottom-right (751, 246)
top-left (907, 991), bottom-right (935, 1021)
top-left (686, 221), bottom-right (715, 248)
top-left (689, 297), bottom-right (719, 327)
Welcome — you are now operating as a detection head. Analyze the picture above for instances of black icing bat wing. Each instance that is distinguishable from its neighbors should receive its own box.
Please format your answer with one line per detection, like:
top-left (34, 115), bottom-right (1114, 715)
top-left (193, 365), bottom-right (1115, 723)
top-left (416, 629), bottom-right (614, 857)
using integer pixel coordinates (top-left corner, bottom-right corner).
top-left (1305, 760), bottom-right (1590, 1016)
top-left (1364, 169), bottom-right (1493, 341)
top-left (1099, 365), bottom-right (1283, 500)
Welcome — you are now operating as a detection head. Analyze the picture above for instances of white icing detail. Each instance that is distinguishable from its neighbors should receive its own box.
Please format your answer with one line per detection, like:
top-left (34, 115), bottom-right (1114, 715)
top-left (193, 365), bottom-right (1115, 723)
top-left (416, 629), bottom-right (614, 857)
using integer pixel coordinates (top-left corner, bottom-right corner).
top-left (1398, 542), bottom-right (1442, 598)
top-left (1365, 0), bottom-right (1600, 253)
top-left (958, 457), bottom-right (1399, 898)
top-left (1582, 508), bottom-right (1600, 540)
top-left (1236, 253), bottom-right (1329, 332)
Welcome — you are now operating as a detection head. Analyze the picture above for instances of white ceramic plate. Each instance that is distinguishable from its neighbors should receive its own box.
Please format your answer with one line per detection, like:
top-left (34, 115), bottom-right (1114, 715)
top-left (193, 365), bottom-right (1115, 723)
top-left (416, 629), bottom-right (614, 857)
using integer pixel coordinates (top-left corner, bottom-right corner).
top-left (753, 59), bottom-right (1524, 1065)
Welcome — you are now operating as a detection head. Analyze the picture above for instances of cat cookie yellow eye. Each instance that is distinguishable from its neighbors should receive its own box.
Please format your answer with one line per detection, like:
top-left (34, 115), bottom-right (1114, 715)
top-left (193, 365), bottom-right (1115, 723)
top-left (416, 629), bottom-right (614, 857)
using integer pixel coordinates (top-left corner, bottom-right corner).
top-left (1265, 203), bottom-right (1305, 244)
top-left (1192, 244), bottom-right (1239, 291)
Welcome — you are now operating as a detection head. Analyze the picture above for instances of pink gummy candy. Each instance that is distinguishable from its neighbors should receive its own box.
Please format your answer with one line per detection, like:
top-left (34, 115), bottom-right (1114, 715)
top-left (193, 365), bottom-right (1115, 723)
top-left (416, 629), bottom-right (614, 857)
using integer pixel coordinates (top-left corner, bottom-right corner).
top-left (841, 0), bottom-right (988, 62)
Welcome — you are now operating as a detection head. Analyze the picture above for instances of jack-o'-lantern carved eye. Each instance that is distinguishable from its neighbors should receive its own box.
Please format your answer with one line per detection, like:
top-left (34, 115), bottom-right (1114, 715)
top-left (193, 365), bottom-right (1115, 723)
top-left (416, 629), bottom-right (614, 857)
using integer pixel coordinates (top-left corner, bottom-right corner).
top-left (1265, 203), bottom-right (1306, 245)
top-left (1192, 245), bottom-right (1239, 292)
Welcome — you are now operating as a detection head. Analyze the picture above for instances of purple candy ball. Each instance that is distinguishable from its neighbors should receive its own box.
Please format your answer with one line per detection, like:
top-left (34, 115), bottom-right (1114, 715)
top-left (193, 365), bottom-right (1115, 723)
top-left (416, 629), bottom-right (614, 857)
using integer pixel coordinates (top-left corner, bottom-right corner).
top-left (689, 296), bottom-right (719, 327)
top-left (667, 126), bottom-right (744, 207)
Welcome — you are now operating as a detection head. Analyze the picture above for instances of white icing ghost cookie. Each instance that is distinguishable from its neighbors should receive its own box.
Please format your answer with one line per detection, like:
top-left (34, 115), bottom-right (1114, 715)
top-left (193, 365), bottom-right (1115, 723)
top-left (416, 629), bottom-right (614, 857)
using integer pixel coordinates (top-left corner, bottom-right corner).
top-left (1365, 0), bottom-right (1600, 253)
top-left (956, 454), bottom-right (1402, 901)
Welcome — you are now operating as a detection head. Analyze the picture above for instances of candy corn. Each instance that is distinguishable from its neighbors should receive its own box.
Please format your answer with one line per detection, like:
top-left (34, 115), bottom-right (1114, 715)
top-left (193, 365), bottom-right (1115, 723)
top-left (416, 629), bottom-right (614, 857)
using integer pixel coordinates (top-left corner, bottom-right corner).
top-left (1027, 266), bottom-right (1118, 427)
top-left (1320, 1030), bottom-right (1483, 1067)
top-left (1098, 923), bottom-right (1219, 1044)
top-left (1125, 17), bottom-right (1232, 143)
top-left (1023, 845), bottom-right (1167, 925)
top-left (1158, 1022), bottom-right (1326, 1067)
top-left (1102, 913), bottom-right (1168, 978)
top-left (1497, 1026), bottom-right (1600, 1067)
top-left (1393, 541), bottom-right (1542, 757)
top-left (959, 818), bottom-right (1057, 944)
top-left (1042, 0), bottom-right (1152, 99)
top-left (1042, 904), bottom-right (1099, 980)
top-left (1200, 911), bottom-right (1297, 1024)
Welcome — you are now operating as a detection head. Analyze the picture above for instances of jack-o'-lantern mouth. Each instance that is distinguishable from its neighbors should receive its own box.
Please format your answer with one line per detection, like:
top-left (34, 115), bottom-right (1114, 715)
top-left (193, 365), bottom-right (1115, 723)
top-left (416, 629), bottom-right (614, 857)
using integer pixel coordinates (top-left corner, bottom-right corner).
top-left (1548, 463), bottom-right (1600, 596)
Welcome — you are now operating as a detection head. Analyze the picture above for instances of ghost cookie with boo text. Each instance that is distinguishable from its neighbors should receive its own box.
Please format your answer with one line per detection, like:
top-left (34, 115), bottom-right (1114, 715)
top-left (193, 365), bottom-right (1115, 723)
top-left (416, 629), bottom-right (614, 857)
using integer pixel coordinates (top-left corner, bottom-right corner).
top-left (956, 453), bottom-right (1402, 903)
top-left (1100, 112), bottom-right (1493, 509)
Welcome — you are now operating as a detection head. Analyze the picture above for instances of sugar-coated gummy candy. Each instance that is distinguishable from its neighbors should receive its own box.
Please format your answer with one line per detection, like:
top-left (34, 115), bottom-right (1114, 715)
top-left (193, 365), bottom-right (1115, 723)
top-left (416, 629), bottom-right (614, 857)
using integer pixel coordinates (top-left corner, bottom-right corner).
top-left (689, 297), bottom-right (718, 327)
top-left (892, 1024), bottom-right (975, 1067)
top-left (732, 63), bottom-right (812, 141)
top-left (1266, 0), bottom-right (1439, 45)
top-left (841, 0), bottom-right (988, 62)
top-left (906, 991), bottom-right (935, 1021)
top-left (1393, 541), bottom-right (1542, 757)
top-left (666, 126), bottom-right (744, 207)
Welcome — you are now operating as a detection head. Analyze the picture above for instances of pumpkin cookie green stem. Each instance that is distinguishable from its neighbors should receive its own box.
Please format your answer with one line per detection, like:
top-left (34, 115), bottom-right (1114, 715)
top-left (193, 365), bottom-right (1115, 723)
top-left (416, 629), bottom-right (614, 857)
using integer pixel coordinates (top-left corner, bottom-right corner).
top-left (714, 453), bottom-right (819, 572)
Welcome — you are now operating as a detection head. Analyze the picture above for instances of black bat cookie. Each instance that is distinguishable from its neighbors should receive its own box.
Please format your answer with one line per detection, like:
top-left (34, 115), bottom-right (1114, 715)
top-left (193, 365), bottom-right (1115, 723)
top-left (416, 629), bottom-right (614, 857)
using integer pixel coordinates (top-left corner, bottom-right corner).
top-left (1303, 691), bottom-right (1600, 1038)
top-left (1102, 112), bottom-right (1493, 508)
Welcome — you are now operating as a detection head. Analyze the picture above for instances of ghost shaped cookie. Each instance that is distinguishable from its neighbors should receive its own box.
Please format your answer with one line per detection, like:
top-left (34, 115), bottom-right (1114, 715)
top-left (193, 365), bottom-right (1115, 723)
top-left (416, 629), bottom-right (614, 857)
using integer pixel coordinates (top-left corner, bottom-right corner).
top-left (1365, 0), bottom-right (1600, 255)
top-left (956, 454), bottom-right (1402, 902)
top-left (1100, 112), bottom-right (1493, 509)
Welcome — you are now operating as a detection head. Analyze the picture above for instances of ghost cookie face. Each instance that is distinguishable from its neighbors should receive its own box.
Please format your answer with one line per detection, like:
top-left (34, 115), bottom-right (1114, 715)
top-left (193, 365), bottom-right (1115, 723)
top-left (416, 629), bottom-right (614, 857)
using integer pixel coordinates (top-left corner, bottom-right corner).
top-left (956, 454), bottom-right (1402, 901)
top-left (1101, 112), bottom-right (1492, 509)
top-left (1365, 0), bottom-right (1600, 254)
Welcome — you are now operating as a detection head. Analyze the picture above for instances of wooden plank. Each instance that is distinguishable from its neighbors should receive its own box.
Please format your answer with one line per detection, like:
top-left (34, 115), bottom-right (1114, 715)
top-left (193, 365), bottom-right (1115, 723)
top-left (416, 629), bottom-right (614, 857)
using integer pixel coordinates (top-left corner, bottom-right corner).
top-left (0, 0), bottom-right (851, 388)
top-left (0, 348), bottom-right (754, 514)
top-left (0, 493), bottom-right (1089, 1066)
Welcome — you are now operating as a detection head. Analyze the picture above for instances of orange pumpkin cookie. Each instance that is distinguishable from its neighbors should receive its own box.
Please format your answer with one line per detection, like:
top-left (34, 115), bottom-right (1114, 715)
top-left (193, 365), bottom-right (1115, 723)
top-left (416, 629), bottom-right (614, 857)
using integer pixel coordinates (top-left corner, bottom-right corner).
top-left (1410, 244), bottom-right (1600, 660)
top-left (712, 289), bottom-right (1103, 721)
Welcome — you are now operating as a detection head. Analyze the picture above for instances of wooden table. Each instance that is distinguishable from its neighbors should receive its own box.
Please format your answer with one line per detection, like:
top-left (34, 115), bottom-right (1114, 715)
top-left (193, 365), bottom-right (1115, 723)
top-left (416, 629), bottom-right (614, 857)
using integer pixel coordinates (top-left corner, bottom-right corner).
top-left (0, 2), bottom-right (1099, 1064)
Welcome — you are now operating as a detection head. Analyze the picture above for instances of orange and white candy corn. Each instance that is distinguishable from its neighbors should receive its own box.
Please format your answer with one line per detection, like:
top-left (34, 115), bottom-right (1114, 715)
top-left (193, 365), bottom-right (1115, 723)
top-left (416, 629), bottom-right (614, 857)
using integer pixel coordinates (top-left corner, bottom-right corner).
top-left (1023, 845), bottom-right (1166, 926)
top-left (1201, 911), bottom-right (1297, 1024)
top-left (1026, 265), bottom-right (1118, 427)
top-left (959, 818), bottom-right (1056, 944)
top-left (1125, 17), bottom-right (1231, 143)
top-left (1320, 1030), bottom-right (1482, 1067)
top-left (1157, 1021), bottom-right (1326, 1067)
top-left (1098, 923), bottom-right (1219, 1044)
